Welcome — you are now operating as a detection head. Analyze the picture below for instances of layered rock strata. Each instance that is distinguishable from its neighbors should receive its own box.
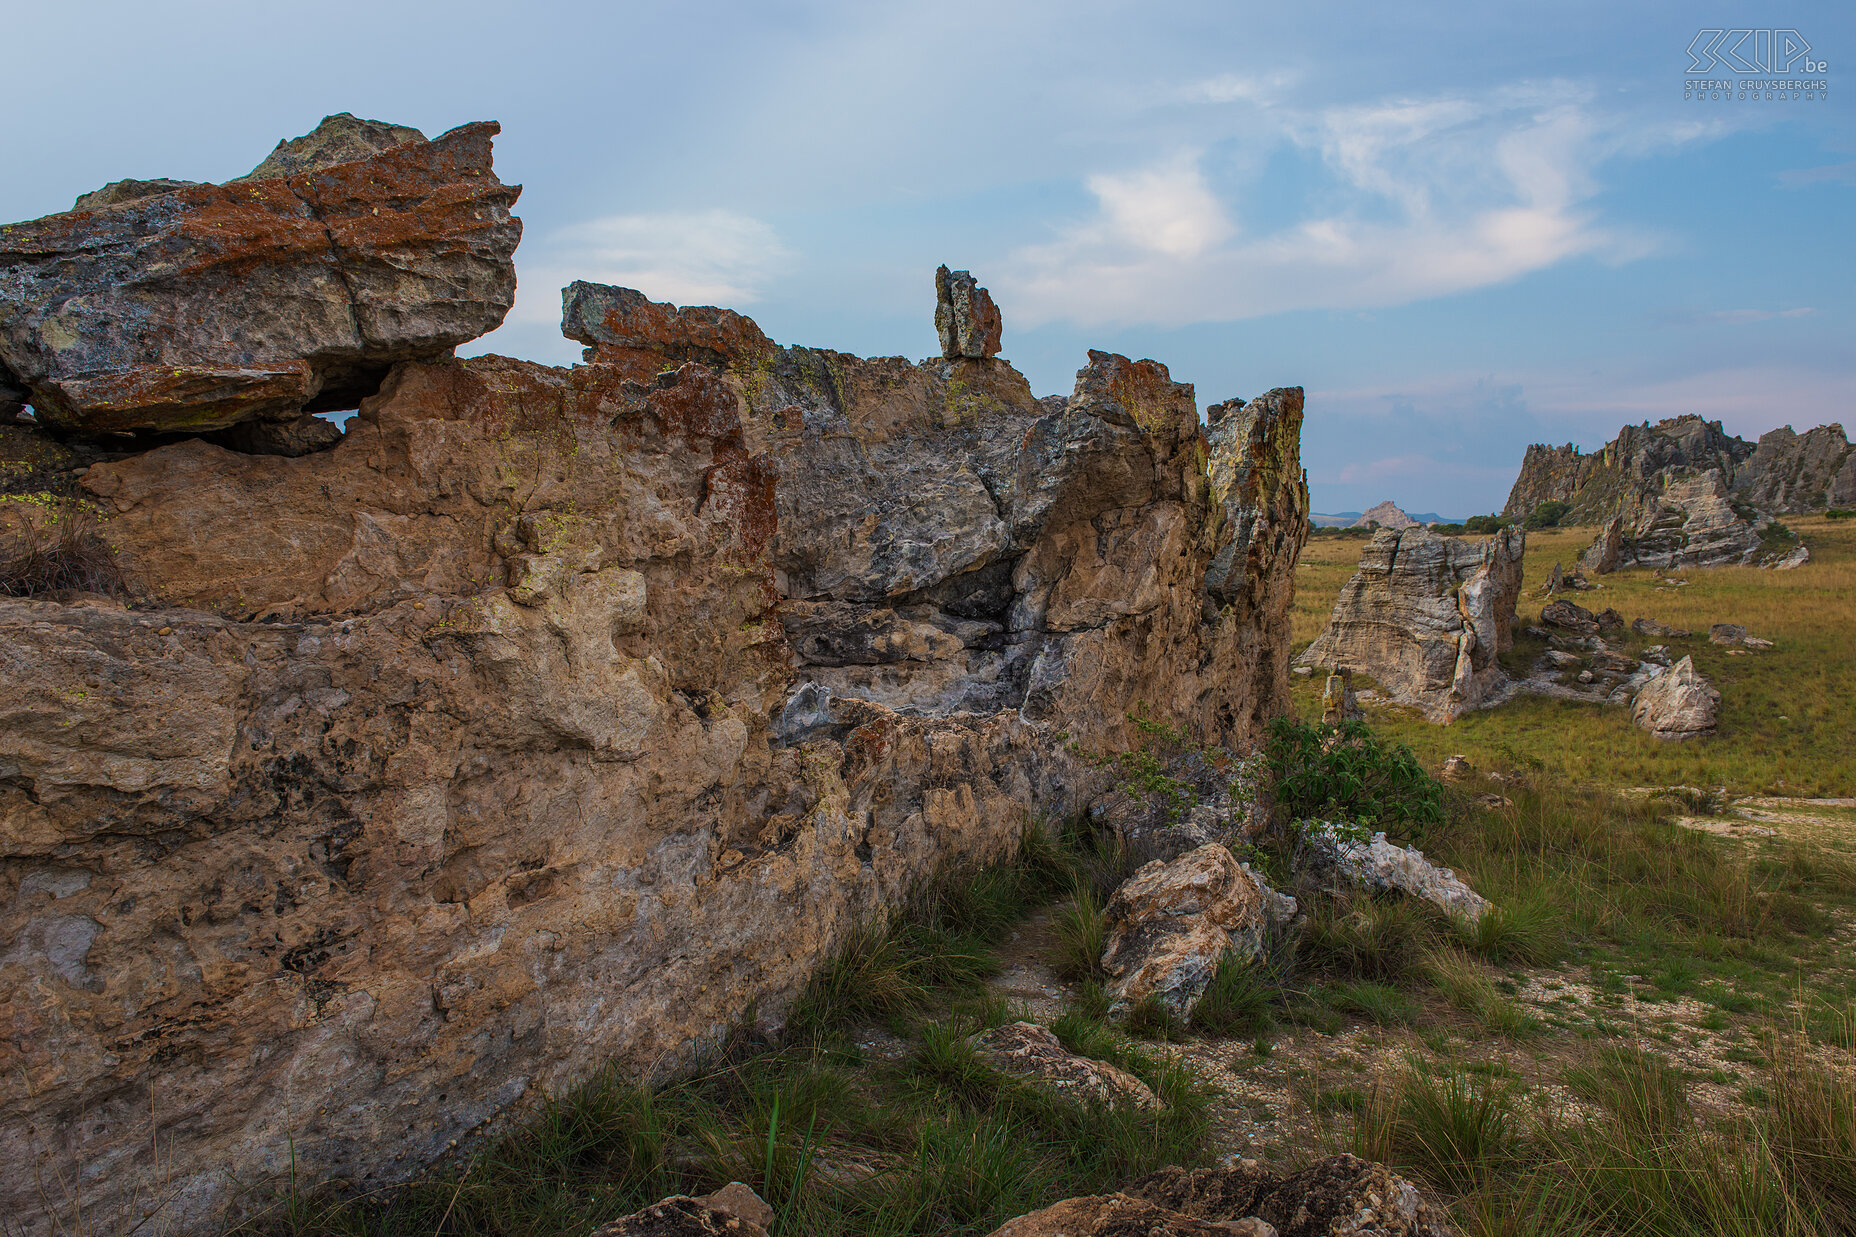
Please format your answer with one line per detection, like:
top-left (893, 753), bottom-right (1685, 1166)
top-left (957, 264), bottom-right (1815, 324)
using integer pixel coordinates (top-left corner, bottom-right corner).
top-left (0, 114), bottom-right (521, 436)
top-left (0, 236), bottom-right (1309, 1232)
top-left (1295, 527), bottom-right (1525, 722)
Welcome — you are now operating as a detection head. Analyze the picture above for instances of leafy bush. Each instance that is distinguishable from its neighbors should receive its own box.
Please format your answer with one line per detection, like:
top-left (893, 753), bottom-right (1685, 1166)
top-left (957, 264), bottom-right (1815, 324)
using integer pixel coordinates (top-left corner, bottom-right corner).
top-left (1523, 499), bottom-right (1570, 529)
top-left (1266, 717), bottom-right (1442, 840)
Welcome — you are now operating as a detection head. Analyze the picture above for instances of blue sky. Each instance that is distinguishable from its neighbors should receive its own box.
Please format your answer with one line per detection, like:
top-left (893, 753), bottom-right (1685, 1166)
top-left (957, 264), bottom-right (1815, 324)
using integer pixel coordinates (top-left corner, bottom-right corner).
top-left (4, 1), bottom-right (1850, 515)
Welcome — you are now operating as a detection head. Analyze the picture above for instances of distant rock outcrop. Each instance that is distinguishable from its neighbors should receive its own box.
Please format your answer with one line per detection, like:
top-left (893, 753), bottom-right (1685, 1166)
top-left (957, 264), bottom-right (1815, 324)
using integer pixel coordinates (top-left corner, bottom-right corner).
top-left (1295, 527), bottom-right (1526, 721)
top-left (1351, 499), bottom-right (1418, 529)
top-left (1502, 415), bottom-right (1845, 568)
top-left (934, 265), bottom-right (1004, 359)
top-left (0, 114), bottom-right (522, 438)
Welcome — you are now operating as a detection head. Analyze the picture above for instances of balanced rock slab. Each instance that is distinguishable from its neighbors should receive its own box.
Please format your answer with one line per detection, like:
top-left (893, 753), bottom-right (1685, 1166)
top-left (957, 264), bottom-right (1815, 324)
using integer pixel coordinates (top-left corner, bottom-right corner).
top-left (0, 115), bottom-right (520, 436)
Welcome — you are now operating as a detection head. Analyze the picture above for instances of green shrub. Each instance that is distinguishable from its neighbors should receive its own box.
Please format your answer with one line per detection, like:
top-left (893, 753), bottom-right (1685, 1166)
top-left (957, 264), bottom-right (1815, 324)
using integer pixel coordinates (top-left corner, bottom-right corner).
top-left (1266, 717), bottom-right (1442, 840)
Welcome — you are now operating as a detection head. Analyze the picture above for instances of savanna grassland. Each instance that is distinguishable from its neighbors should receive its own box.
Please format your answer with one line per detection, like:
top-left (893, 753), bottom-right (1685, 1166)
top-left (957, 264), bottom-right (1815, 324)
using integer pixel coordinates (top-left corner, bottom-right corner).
top-left (1291, 515), bottom-right (1856, 797)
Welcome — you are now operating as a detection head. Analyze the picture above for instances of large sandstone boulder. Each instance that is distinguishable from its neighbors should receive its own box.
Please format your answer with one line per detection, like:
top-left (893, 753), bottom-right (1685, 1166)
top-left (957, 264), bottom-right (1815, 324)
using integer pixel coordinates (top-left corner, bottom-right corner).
top-left (0, 115), bottom-right (520, 437)
top-left (1622, 471), bottom-right (1762, 569)
top-left (1578, 514), bottom-right (1623, 574)
top-left (1100, 844), bottom-right (1278, 1019)
top-left (1630, 654), bottom-right (1719, 740)
top-left (1295, 527), bottom-right (1524, 722)
top-left (0, 257), bottom-right (1310, 1235)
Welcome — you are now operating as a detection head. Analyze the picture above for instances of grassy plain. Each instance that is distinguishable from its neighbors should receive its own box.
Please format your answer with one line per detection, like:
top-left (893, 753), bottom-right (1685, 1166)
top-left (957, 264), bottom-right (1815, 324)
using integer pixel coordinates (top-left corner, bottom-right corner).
top-left (1291, 515), bottom-right (1856, 796)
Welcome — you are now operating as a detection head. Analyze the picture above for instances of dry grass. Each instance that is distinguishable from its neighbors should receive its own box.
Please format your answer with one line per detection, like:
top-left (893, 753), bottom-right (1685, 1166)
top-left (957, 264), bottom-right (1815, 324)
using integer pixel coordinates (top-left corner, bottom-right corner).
top-left (1291, 515), bottom-right (1856, 796)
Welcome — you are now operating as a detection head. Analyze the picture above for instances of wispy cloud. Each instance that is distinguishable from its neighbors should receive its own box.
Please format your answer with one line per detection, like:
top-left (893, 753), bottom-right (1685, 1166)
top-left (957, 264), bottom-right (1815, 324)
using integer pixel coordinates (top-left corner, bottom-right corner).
top-left (1776, 160), bottom-right (1856, 188)
top-left (1001, 83), bottom-right (1687, 327)
top-left (1652, 306), bottom-right (1817, 326)
top-left (509, 209), bottom-right (793, 326)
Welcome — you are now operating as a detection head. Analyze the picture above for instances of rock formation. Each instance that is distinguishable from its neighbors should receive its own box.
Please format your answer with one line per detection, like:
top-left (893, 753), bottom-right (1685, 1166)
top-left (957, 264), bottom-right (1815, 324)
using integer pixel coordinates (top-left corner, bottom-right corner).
top-left (1300, 827), bottom-right (1491, 922)
top-left (0, 114), bottom-right (521, 437)
top-left (1578, 515), bottom-right (1623, 574)
top-left (1295, 527), bottom-right (1525, 722)
top-left (934, 265), bottom-right (1003, 359)
top-left (0, 121), bottom-right (1312, 1237)
top-left (1630, 655), bottom-right (1719, 740)
top-left (1351, 499), bottom-right (1418, 529)
top-left (1502, 415), bottom-right (1849, 567)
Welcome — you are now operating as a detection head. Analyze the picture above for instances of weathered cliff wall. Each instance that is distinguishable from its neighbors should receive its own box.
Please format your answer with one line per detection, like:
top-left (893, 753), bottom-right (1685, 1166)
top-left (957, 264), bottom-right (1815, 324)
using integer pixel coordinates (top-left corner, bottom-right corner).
top-left (0, 125), bottom-right (1310, 1235)
top-left (1503, 415), bottom-right (1854, 526)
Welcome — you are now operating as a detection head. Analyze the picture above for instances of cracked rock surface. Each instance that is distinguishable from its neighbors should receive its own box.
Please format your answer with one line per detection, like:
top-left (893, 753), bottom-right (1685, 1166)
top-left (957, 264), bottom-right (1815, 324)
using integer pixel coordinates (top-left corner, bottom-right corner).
top-left (0, 115), bottom-right (520, 436)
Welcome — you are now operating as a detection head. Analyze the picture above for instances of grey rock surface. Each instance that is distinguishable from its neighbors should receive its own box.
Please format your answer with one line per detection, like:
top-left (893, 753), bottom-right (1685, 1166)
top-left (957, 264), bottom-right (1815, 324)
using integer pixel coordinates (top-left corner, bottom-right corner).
top-left (0, 117), bottom-right (520, 437)
top-left (934, 265), bottom-right (1004, 359)
top-left (1296, 527), bottom-right (1524, 721)
top-left (1303, 825), bottom-right (1492, 921)
top-left (969, 1021), bottom-right (1161, 1109)
top-left (1631, 654), bottom-right (1719, 739)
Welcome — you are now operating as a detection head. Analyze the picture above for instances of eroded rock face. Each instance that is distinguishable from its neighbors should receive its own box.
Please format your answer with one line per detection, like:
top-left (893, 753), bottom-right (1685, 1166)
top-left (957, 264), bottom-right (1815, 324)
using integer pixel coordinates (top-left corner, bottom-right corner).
top-left (1579, 515), bottom-right (1623, 574)
top-left (0, 270), bottom-right (1310, 1235)
top-left (1100, 844), bottom-right (1272, 1019)
top-left (1631, 655), bottom-right (1719, 740)
top-left (1295, 527), bottom-right (1524, 722)
top-left (0, 117), bottom-right (520, 437)
top-left (1733, 424), bottom-right (1855, 514)
top-left (1622, 471), bottom-right (1762, 569)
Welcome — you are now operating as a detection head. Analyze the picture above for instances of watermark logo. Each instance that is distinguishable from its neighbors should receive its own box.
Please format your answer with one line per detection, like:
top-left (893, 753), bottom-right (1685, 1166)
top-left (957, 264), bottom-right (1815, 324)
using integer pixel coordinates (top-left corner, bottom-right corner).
top-left (1685, 29), bottom-right (1828, 101)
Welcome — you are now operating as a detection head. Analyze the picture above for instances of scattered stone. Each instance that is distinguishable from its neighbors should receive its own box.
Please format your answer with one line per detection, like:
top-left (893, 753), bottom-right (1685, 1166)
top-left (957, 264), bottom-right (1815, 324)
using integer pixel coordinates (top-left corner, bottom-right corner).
top-left (1595, 607), bottom-right (1624, 630)
top-left (934, 265), bottom-right (1003, 359)
top-left (1541, 598), bottom-right (1598, 634)
top-left (1296, 527), bottom-right (1525, 722)
top-left (1577, 670), bottom-right (1595, 684)
top-left (1579, 514), bottom-right (1624, 574)
top-left (1291, 664), bottom-right (1313, 677)
top-left (590, 1183), bottom-right (774, 1237)
top-left (2, 116), bottom-right (521, 439)
top-left (1101, 844), bottom-right (1275, 1020)
top-left (968, 1022), bottom-right (1161, 1110)
top-left (1477, 794), bottom-right (1514, 809)
top-left (1301, 825), bottom-right (1491, 921)
top-left (1321, 668), bottom-right (1364, 725)
top-left (1631, 617), bottom-right (1691, 639)
top-left (1589, 651), bottom-right (1637, 675)
top-left (1125, 1157), bottom-right (1457, 1237)
top-left (1440, 754), bottom-right (1473, 783)
top-left (1743, 635), bottom-right (1774, 650)
top-left (1765, 543), bottom-right (1810, 570)
top-left (1708, 623), bottom-right (1749, 645)
top-left (1631, 655), bottom-right (1719, 740)
top-left (1542, 649), bottom-right (1582, 670)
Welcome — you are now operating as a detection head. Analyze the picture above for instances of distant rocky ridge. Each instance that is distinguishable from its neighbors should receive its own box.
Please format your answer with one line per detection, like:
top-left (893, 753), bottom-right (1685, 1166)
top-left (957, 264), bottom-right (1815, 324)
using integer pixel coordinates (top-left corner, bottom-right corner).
top-left (1503, 415), bottom-right (1849, 568)
top-left (1309, 500), bottom-right (1451, 529)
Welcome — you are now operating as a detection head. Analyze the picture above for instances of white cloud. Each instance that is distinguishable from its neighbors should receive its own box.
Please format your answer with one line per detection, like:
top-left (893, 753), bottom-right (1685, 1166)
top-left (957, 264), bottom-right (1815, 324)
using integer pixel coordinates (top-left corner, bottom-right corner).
top-left (1000, 84), bottom-right (1674, 327)
top-left (508, 209), bottom-right (793, 326)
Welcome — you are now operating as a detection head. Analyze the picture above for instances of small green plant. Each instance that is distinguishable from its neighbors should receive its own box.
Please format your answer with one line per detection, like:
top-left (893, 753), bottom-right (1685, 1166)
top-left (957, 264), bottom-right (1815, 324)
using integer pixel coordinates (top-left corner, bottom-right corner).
top-left (1266, 717), bottom-right (1442, 840)
top-left (1189, 954), bottom-right (1279, 1036)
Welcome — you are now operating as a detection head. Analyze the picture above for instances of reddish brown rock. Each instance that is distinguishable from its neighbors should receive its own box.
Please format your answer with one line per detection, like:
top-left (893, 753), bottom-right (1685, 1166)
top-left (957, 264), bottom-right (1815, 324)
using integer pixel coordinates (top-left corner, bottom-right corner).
top-left (0, 117), bottom-right (520, 437)
top-left (1, 271), bottom-right (1312, 1235)
top-left (935, 265), bottom-right (1004, 359)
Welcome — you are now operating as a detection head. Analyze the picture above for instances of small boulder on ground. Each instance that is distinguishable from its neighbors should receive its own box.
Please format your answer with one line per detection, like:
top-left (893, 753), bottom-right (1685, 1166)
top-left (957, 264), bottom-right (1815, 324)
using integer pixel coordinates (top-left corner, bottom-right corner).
top-left (1632, 616), bottom-right (1691, 639)
top-left (1100, 844), bottom-right (1285, 1020)
top-left (988, 1156), bottom-right (1458, 1237)
top-left (1301, 825), bottom-right (1491, 921)
top-left (1321, 668), bottom-right (1364, 725)
top-left (1631, 655), bottom-right (1719, 740)
top-left (1439, 754), bottom-right (1473, 783)
top-left (1708, 623), bottom-right (1748, 645)
top-left (1541, 598), bottom-right (1598, 634)
top-left (590, 1183), bottom-right (774, 1237)
top-left (968, 1022), bottom-right (1161, 1110)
